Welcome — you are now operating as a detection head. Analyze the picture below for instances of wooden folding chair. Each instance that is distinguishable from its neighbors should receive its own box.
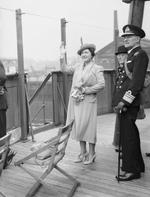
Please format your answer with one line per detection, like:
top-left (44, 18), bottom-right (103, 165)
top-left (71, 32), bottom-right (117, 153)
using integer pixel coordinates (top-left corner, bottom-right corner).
top-left (0, 133), bottom-right (11, 176)
top-left (14, 120), bottom-right (80, 197)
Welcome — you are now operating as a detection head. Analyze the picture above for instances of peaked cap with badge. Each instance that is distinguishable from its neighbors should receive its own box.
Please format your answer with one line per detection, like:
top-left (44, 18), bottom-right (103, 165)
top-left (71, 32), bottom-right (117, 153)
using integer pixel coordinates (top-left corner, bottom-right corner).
top-left (121, 24), bottom-right (145, 38)
top-left (77, 43), bottom-right (96, 55)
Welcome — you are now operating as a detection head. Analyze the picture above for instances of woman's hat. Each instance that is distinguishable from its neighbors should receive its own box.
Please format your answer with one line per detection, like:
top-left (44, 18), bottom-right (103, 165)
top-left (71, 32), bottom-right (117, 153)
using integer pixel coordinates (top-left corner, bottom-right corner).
top-left (77, 43), bottom-right (96, 55)
top-left (121, 24), bottom-right (145, 38)
top-left (115, 45), bottom-right (128, 55)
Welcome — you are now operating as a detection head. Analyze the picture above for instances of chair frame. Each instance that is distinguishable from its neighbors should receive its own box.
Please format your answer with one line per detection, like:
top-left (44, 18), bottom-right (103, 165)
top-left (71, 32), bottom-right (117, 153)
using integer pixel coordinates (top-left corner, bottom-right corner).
top-left (0, 133), bottom-right (11, 176)
top-left (14, 120), bottom-right (80, 197)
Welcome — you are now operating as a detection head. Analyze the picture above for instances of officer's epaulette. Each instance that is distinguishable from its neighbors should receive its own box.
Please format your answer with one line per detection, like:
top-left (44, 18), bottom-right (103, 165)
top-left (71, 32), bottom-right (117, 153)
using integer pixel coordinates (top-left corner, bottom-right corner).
top-left (134, 51), bottom-right (140, 57)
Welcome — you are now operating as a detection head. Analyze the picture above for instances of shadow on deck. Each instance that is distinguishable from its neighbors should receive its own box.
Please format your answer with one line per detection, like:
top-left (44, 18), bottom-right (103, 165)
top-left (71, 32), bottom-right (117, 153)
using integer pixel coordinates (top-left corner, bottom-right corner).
top-left (0, 109), bottom-right (150, 197)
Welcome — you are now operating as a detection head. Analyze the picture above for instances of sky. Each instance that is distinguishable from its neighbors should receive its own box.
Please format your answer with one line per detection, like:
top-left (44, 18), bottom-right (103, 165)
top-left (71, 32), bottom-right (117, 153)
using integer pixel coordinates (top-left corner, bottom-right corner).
top-left (0, 0), bottom-right (150, 61)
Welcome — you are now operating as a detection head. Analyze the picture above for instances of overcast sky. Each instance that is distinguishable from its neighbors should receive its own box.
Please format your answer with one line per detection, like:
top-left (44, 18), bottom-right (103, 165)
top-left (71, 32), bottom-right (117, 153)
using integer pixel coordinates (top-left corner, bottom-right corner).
top-left (0, 0), bottom-right (150, 61)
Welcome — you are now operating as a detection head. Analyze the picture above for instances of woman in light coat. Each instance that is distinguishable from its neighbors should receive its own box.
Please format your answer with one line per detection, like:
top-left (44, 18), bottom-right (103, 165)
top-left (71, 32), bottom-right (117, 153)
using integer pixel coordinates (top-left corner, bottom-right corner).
top-left (60, 43), bottom-right (105, 164)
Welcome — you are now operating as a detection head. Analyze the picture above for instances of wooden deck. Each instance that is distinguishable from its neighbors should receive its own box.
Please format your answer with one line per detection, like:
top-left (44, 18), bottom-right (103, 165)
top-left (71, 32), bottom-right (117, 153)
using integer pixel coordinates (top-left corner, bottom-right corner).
top-left (1, 109), bottom-right (150, 197)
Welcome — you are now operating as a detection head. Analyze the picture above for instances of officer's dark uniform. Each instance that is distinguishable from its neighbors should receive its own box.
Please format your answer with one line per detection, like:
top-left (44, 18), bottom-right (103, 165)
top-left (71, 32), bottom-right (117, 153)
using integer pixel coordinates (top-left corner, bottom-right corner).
top-left (0, 61), bottom-right (8, 138)
top-left (113, 25), bottom-right (149, 177)
top-left (112, 45), bottom-right (128, 147)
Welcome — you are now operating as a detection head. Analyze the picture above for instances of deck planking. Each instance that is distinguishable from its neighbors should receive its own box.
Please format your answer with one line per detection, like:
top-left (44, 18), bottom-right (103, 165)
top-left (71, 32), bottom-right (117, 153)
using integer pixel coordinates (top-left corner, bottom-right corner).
top-left (0, 109), bottom-right (150, 197)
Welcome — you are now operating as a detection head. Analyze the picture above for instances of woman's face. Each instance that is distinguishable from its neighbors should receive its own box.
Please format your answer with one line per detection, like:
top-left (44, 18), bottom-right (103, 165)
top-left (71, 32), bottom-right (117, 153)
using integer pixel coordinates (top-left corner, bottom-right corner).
top-left (81, 49), bottom-right (93, 63)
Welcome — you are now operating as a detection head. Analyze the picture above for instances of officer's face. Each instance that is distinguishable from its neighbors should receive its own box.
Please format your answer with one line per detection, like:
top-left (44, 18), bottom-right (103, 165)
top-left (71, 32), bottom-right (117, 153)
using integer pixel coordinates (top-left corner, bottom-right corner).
top-left (81, 49), bottom-right (93, 63)
top-left (123, 35), bottom-right (140, 49)
top-left (117, 53), bottom-right (127, 65)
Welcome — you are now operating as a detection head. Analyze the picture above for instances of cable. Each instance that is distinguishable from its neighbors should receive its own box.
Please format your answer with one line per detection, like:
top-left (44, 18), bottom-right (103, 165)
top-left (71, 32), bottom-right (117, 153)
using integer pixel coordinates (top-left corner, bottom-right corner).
top-left (0, 6), bottom-right (112, 31)
top-left (22, 11), bottom-right (60, 21)
top-left (0, 6), bottom-right (15, 12)
top-left (68, 20), bottom-right (112, 30)
top-left (22, 11), bottom-right (111, 31)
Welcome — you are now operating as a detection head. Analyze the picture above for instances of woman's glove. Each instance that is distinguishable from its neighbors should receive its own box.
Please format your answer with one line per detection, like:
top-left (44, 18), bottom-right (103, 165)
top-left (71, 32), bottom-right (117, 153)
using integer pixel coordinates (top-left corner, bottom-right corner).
top-left (60, 41), bottom-right (66, 59)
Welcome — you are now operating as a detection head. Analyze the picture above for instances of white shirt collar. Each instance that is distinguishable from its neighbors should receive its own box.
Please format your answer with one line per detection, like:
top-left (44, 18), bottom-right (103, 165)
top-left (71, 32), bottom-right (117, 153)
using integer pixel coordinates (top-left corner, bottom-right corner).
top-left (128, 45), bottom-right (140, 54)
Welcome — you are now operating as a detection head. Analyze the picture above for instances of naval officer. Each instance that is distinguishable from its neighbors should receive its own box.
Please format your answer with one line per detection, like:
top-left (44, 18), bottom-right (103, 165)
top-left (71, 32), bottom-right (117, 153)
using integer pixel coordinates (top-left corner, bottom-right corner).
top-left (113, 24), bottom-right (149, 181)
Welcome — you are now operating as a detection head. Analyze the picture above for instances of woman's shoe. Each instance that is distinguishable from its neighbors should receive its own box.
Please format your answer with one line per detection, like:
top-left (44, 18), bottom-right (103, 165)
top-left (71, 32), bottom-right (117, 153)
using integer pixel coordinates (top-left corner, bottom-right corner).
top-left (83, 154), bottom-right (96, 165)
top-left (74, 152), bottom-right (88, 163)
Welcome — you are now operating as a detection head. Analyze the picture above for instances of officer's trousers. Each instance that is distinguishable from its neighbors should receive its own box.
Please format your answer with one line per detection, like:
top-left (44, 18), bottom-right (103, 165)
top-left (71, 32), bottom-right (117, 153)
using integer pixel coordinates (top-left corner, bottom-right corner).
top-left (0, 110), bottom-right (6, 138)
top-left (120, 106), bottom-right (145, 174)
